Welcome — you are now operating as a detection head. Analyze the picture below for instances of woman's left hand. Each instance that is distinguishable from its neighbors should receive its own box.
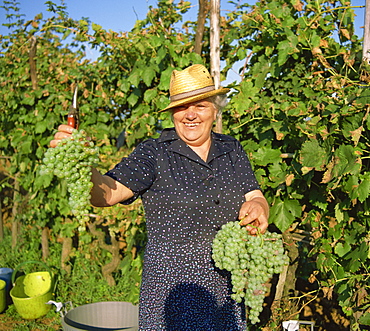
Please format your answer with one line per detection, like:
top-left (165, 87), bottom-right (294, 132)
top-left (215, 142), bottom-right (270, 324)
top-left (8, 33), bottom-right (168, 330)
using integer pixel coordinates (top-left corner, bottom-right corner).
top-left (238, 190), bottom-right (269, 235)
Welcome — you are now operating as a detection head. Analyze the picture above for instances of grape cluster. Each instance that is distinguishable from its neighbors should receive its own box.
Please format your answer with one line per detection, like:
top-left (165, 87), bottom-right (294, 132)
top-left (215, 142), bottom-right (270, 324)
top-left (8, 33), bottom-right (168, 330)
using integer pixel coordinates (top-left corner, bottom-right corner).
top-left (212, 221), bottom-right (289, 324)
top-left (40, 129), bottom-right (99, 231)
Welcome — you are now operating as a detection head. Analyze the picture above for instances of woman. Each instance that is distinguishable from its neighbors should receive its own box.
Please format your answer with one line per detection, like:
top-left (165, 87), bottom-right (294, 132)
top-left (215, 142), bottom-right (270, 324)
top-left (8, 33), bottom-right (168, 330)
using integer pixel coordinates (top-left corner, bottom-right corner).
top-left (51, 64), bottom-right (269, 330)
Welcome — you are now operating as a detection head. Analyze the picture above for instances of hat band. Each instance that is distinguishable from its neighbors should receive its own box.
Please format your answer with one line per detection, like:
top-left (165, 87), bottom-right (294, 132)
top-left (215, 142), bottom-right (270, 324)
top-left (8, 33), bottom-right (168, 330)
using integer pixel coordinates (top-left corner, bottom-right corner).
top-left (170, 85), bottom-right (215, 102)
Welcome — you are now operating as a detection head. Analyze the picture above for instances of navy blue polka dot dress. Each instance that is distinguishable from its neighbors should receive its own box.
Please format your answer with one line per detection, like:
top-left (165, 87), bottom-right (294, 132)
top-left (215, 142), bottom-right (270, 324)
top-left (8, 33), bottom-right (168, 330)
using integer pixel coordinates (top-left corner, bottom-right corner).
top-left (106, 128), bottom-right (260, 330)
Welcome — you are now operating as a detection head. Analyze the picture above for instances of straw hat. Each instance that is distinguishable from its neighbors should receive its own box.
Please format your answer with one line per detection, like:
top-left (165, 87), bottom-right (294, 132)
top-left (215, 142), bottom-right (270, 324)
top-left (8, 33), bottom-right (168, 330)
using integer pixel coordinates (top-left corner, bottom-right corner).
top-left (161, 64), bottom-right (230, 112)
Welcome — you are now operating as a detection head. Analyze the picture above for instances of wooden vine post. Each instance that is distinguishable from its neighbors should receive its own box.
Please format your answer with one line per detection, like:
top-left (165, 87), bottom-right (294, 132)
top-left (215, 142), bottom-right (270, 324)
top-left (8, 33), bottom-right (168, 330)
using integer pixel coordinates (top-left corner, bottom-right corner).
top-left (0, 200), bottom-right (3, 241)
top-left (364, 0), bottom-right (370, 63)
top-left (194, 0), bottom-right (209, 55)
top-left (11, 175), bottom-right (20, 249)
top-left (29, 36), bottom-right (38, 90)
top-left (210, 0), bottom-right (222, 133)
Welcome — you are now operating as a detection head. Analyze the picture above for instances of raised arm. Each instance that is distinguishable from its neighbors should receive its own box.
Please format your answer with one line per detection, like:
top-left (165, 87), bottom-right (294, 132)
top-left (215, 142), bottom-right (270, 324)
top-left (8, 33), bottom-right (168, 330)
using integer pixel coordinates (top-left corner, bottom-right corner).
top-left (50, 124), bottom-right (134, 207)
top-left (89, 168), bottom-right (134, 206)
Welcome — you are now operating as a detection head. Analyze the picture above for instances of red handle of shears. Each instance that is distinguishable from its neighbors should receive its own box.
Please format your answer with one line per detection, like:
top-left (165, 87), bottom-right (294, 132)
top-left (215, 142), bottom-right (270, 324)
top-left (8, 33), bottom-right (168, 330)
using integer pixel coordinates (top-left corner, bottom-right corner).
top-left (67, 85), bottom-right (79, 129)
top-left (67, 114), bottom-right (77, 129)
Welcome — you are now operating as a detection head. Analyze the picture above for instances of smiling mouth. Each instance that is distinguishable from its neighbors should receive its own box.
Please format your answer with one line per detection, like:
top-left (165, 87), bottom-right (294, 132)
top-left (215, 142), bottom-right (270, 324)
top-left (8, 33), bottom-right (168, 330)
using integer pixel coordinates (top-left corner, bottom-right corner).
top-left (184, 123), bottom-right (200, 127)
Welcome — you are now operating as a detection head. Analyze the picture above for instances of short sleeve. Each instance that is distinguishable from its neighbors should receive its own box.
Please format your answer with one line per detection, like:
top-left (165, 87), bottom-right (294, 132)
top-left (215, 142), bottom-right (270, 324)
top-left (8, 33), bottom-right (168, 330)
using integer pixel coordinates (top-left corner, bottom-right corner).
top-left (105, 139), bottom-right (158, 204)
top-left (233, 140), bottom-right (261, 194)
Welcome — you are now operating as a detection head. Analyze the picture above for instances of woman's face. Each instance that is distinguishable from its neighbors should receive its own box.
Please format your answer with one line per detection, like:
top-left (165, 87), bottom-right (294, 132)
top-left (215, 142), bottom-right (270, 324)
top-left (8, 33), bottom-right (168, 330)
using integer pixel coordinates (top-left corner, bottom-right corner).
top-left (171, 99), bottom-right (217, 148)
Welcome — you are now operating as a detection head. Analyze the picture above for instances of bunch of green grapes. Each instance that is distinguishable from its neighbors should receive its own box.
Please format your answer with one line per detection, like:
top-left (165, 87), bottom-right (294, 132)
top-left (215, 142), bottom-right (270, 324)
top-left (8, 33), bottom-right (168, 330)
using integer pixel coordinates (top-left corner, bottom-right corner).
top-left (212, 221), bottom-right (289, 324)
top-left (40, 129), bottom-right (99, 231)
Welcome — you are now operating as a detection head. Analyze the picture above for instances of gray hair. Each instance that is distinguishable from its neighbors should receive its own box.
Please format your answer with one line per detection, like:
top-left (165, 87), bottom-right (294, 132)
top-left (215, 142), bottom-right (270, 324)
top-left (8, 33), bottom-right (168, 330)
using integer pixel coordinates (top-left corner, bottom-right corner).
top-left (206, 95), bottom-right (229, 117)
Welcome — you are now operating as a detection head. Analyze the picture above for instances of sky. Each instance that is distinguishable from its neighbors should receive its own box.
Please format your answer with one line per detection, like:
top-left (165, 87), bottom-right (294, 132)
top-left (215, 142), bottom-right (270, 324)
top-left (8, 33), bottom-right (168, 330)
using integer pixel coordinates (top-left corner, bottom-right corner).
top-left (0, 0), bottom-right (365, 38)
top-left (0, 0), bottom-right (241, 61)
top-left (0, 0), bottom-right (366, 81)
top-left (0, 0), bottom-right (239, 36)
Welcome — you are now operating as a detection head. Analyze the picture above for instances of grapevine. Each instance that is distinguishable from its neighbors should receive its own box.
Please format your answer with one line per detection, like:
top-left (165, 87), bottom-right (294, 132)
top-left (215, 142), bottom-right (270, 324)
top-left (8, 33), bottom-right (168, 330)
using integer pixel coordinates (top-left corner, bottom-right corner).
top-left (40, 129), bottom-right (99, 231)
top-left (212, 221), bottom-right (289, 324)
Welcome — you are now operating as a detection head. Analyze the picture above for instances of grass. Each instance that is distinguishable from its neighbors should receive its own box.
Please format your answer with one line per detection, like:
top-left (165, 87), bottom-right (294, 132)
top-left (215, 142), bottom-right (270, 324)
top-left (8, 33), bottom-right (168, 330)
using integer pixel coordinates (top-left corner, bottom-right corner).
top-left (0, 230), bottom-right (139, 330)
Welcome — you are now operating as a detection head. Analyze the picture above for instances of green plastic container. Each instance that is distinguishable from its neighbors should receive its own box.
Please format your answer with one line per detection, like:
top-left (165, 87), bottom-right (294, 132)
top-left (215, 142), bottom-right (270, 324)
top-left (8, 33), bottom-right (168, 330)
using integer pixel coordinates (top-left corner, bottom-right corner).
top-left (0, 279), bottom-right (6, 313)
top-left (10, 261), bottom-right (54, 319)
top-left (0, 267), bottom-right (13, 294)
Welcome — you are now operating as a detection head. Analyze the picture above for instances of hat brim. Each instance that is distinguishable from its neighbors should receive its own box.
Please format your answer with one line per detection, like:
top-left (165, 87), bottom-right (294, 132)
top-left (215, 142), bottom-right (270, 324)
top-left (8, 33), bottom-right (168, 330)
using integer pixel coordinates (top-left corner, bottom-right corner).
top-left (160, 87), bottom-right (230, 112)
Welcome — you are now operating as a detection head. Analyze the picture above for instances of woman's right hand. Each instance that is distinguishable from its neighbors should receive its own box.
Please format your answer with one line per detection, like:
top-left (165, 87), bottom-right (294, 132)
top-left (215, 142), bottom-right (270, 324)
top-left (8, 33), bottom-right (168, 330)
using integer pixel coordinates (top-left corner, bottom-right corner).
top-left (49, 124), bottom-right (75, 148)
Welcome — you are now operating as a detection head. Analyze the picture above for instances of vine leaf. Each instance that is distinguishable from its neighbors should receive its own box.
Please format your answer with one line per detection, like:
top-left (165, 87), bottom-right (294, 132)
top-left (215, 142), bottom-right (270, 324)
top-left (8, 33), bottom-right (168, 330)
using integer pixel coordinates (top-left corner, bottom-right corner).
top-left (142, 66), bottom-right (157, 87)
top-left (332, 145), bottom-right (360, 177)
top-left (269, 198), bottom-right (301, 232)
top-left (355, 174), bottom-right (370, 202)
top-left (300, 140), bottom-right (327, 170)
top-left (253, 147), bottom-right (282, 166)
top-left (359, 312), bottom-right (370, 326)
top-left (334, 242), bottom-right (351, 257)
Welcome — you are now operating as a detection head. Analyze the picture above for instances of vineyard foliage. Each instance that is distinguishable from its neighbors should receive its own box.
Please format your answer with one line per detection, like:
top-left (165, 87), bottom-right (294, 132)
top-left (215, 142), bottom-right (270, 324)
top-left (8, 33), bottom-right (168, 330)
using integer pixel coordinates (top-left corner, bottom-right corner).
top-left (0, 0), bottom-right (369, 328)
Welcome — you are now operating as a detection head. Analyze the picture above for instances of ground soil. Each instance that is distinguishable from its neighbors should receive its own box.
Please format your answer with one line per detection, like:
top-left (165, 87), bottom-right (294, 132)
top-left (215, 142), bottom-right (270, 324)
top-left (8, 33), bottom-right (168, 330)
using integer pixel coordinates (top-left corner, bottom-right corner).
top-left (0, 314), bottom-right (60, 330)
top-left (0, 303), bottom-right (351, 331)
top-left (257, 276), bottom-right (351, 331)
top-left (297, 278), bottom-right (351, 331)
top-left (0, 279), bottom-right (354, 331)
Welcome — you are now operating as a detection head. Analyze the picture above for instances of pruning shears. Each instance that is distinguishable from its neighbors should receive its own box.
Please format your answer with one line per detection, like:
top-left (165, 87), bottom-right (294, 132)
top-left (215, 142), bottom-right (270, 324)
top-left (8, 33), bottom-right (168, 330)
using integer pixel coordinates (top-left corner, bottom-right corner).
top-left (67, 85), bottom-right (79, 129)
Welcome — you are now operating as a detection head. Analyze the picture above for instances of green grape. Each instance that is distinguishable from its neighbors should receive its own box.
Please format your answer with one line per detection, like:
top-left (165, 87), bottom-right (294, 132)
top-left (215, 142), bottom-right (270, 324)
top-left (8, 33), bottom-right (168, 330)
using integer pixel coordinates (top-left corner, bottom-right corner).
top-left (212, 221), bottom-right (289, 325)
top-left (41, 129), bottom-right (99, 229)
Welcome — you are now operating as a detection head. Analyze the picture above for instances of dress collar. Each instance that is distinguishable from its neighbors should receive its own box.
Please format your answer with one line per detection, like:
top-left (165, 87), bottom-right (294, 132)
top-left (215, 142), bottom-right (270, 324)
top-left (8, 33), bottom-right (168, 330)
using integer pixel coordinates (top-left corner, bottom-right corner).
top-left (158, 128), bottom-right (234, 164)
